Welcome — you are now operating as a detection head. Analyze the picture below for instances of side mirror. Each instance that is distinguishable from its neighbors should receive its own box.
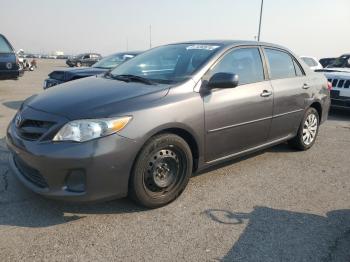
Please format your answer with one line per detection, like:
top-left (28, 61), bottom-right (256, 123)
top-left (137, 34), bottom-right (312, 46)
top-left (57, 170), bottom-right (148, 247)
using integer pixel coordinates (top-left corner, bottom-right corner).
top-left (208, 73), bottom-right (239, 89)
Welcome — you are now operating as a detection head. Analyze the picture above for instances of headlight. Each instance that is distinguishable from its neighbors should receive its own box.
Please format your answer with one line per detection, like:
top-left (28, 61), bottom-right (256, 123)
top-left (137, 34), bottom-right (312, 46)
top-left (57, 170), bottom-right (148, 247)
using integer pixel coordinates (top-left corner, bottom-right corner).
top-left (53, 116), bottom-right (132, 142)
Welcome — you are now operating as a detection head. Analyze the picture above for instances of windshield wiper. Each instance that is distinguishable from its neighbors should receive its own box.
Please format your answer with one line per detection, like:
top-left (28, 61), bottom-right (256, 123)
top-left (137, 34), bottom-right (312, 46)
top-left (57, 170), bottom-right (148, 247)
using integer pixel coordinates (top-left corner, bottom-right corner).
top-left (110, 74), bottom-right (155, 85)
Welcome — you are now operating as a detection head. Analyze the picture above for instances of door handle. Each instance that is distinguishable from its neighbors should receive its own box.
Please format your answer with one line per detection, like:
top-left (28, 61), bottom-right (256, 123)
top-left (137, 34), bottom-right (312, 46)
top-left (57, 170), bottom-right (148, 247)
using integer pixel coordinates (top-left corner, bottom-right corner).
top-left (302, 83), bottom-right (311, 89)
top-left (260, 90), bottom-right (272, 97)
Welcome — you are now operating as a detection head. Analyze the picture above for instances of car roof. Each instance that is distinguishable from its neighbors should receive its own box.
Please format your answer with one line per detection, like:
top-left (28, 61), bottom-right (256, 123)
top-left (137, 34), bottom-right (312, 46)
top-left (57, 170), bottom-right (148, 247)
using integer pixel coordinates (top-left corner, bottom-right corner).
top-left (170, 40), bottom-right (287, 50)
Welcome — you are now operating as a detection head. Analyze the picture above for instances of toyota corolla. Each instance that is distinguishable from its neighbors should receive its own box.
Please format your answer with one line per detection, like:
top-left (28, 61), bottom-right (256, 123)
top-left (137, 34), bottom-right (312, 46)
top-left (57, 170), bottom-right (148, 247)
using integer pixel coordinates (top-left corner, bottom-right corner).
top-left (6, 41), bottom-right (330, 208)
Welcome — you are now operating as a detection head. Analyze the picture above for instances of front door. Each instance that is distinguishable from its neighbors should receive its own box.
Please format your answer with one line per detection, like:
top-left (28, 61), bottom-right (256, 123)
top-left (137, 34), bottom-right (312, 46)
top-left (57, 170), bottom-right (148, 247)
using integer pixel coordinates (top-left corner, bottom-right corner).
top-left (202, 47), bottom-right (273, 162)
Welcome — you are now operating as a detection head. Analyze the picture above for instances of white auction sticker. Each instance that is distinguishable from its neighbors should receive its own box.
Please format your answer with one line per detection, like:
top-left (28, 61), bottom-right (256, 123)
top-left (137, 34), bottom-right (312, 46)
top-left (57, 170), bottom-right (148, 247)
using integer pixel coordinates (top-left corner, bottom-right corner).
top-left (186, 45), bottom-right (220, 51)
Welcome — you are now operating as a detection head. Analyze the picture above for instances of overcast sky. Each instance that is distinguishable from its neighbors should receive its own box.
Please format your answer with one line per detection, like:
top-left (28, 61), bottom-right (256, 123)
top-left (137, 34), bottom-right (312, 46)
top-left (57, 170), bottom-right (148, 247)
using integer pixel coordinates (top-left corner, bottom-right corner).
top-left (1, 0), bottom-right (349, 58)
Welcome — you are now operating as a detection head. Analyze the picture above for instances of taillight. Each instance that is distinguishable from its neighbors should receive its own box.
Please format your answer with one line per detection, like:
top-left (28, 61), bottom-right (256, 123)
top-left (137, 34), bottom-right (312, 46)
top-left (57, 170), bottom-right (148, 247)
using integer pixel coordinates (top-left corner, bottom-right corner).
top-left (327, 81), bottom-right (332, 91)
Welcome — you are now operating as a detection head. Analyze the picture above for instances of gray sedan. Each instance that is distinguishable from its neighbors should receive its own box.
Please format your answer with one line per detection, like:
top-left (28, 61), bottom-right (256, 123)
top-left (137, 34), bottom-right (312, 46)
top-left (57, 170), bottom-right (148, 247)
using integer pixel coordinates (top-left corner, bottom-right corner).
top-left (6, 40), bottom-right (330, 208)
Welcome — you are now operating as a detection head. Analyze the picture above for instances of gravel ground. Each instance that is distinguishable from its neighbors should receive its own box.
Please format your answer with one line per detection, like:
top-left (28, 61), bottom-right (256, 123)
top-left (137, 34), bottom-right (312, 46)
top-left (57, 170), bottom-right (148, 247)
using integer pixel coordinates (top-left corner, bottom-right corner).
top-left (0, 60), bottom-right (349, 262)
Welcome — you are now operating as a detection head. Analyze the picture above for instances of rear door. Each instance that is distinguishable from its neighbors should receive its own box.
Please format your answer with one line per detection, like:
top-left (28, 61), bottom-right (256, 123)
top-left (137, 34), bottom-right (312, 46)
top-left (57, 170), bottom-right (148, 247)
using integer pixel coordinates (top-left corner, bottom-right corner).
top-left (0, 35), bottom-right (16, 73)
top-left (263, 47), bottom-right (308, 141)
top-left (203, 47), bottom-right (273, 162)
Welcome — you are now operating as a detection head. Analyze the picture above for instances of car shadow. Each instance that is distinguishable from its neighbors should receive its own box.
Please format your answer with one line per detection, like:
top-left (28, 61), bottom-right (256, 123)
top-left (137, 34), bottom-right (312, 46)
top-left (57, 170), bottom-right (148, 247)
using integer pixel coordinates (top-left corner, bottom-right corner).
top-left (2, 100), bottom-right (24, 110)
top-left (204, 207), bottom-right (350, 261)
top-left (0, 137), bottom-right (146, 228)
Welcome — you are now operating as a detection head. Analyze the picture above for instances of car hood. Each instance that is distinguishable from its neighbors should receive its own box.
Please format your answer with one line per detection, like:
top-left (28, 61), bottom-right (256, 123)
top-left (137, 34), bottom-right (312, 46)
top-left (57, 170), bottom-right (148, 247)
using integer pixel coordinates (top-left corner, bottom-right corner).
top-left (26, 76), bottom-right (170, 119)
top-left (318, 68), bottom-right (350, 73)
top-left (318, 68), bottom-right (350, 80)
top-left (49, 67), bottom-right (107, 81)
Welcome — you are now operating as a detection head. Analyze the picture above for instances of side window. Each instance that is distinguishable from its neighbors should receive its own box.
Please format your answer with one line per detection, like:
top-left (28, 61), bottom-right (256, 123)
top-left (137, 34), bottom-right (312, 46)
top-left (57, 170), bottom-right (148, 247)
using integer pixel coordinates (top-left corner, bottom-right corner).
top-left (209, 48), bottom-right (264, 85)
top-left (0, 36), bottom-right (13, 53)
top-left (83, 55), bottom-right (90, 59)
top-left (293, 60), bottom-right (304, 76)
top-left (265, 48), bottom-right (296, 79)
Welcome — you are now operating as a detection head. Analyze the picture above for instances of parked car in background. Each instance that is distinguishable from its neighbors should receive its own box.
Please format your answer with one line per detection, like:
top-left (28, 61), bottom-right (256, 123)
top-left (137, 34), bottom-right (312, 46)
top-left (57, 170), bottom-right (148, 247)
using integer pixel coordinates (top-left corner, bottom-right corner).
top-left (7, 40), bottom-right (330, 208)
top-left (56, 55), bottom-right (70, 60)
top-left (300, 56), bottom-right (323, 71)
top-left (0, 34), bottom-right (20, 80)
top-left (325, 54), bottom-right (350, 69)
top-left (66, 53), bottom-right (102, 67)
top-left (317, 54), bottom-right (350, 109)
top-left (319, 57), bottom-right (336, 68)
top-left (44, 51), bottom-right (140, 89)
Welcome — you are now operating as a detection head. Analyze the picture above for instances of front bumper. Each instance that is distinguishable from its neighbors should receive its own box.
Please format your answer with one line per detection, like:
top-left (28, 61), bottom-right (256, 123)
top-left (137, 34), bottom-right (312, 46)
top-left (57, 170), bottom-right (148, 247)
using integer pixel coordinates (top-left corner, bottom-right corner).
top-left (330, 90), bottom-right (350, 109)
top-left (43, 78), bottom-right (64, 89)
top-left (6, 118), bottom-right (140, 202)
top-left (0, 69), bottom-right (20, 79)
top-left (331, 98), bottom-right (350, 109)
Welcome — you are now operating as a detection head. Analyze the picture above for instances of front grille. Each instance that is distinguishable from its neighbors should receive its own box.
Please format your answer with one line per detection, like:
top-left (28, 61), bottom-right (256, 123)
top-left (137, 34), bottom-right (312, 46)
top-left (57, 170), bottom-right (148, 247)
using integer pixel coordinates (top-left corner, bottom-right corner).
top-left (328, 78), bottom-right (350, 89)
top-left (14, 156), bottom-right (48, 188)
top-left (17, 118), bottom-right (55, 141)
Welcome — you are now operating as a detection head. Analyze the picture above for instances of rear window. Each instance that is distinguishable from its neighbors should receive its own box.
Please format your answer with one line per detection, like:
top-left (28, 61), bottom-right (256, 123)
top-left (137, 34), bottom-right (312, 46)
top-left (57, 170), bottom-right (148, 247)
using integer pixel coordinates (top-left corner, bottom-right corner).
top-left (301, 57), bottom-right (318, 67)
top-left (0, 36), bottom-right (13, 53)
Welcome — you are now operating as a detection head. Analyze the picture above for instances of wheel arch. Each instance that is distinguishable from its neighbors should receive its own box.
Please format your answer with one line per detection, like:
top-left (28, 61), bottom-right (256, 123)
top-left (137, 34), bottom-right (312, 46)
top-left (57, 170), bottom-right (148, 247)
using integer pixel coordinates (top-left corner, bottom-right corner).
top-left (135, 123), bottom-right (201, 173)
top-left (309, 101), bottom-right (323, 121)
top-left (156, 127), bottom-right (199, 171)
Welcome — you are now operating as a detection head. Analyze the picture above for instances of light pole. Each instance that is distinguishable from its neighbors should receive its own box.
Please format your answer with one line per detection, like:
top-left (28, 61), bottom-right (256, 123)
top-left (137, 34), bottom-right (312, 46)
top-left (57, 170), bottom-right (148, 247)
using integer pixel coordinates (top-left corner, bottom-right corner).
top-left (257, 0), bottom-right (264, 41)
top-left (149, 25), bottom-right (152, 49)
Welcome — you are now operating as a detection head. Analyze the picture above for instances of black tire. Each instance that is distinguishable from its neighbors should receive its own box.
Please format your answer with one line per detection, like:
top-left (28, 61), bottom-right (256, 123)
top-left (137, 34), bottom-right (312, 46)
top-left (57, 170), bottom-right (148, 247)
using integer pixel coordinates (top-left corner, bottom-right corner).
top-left (288, 107), bottom-right (319, 150)
top-left (129, 134), bottom-right (193, 208)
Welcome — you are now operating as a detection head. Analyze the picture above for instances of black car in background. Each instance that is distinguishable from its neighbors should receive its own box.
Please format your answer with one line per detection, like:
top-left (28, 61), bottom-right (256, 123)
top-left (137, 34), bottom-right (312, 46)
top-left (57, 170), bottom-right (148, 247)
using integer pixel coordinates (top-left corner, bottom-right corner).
top-left (66, 53), bottom-right (102, 67)
top-left (319, 57), bottom-right (336, 68)
top-left (44, 52), bottom-right (140, 89)
top-left (0, 34), bottom-right (20, 80)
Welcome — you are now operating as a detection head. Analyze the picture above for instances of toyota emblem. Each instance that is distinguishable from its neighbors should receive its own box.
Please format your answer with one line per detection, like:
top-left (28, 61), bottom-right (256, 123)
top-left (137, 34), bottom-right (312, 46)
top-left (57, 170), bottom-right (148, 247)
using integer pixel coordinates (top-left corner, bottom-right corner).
top-left (6, 62), bottom-right (13, 70)
top-left (15, 113), bottom-right (22, 127)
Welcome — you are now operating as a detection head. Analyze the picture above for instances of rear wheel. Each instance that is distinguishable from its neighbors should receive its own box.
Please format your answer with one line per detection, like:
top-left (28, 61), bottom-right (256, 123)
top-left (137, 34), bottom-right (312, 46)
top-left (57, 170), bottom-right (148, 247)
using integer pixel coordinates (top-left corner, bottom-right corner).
top-left (288, 107), bottom-right (319, 150)
top-left (129, 134), bottom-right (192, 208)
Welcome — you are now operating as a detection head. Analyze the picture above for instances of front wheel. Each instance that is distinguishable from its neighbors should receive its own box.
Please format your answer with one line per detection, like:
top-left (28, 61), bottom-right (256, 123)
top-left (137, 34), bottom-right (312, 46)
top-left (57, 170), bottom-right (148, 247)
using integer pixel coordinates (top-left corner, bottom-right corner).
top-left (288, 107), bottom-right (319, 150)
top-left (129, 134), bottom-right (193, 208)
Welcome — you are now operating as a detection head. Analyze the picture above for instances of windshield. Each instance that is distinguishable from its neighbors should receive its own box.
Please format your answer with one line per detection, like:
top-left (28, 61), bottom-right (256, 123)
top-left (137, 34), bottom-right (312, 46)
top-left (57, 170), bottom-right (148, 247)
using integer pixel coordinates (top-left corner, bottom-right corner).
top-left (93, 53), bottom-right (136, 69)
top-left (0, 36), bottom-right (13, 53)
top-left (110, 43), bottom-right (223, 84)
top-left (326, 56), bottom-right (350, 68)
top-left (301, 57), bottom-right (317, 67)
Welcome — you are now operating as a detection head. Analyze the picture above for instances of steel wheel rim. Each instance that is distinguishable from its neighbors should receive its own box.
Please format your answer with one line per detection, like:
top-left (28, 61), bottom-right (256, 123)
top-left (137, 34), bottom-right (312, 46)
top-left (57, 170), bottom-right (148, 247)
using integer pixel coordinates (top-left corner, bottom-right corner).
top-left (302, 113), bottom-right (318, 145)
top-left (143, 146), bottom-right (186, 197)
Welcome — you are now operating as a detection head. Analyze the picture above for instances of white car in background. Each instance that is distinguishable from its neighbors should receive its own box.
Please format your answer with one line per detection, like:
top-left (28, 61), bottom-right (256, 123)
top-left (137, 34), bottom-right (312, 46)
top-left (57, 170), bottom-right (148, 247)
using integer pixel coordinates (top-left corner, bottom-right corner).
top-left (318, 54), bottom-right (350, 109)
top-left (300, 56), bottom-right (323, 71)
